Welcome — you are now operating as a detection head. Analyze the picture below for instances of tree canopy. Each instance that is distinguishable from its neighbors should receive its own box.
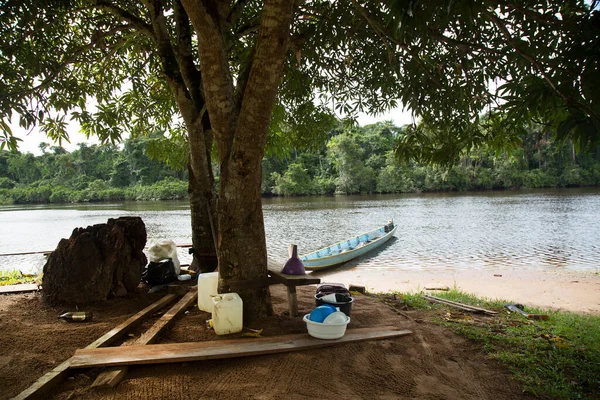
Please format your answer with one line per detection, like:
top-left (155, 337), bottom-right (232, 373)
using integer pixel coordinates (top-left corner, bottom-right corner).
top-left (2, 1), bottom-right (598, 155)
top-left (1, 0), bottom-right (598, 319)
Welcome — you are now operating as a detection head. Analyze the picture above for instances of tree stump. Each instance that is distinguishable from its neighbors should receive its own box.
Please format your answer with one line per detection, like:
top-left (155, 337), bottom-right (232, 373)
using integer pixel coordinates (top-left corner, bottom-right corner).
top-left (42, 217), bottom-right (147, 305)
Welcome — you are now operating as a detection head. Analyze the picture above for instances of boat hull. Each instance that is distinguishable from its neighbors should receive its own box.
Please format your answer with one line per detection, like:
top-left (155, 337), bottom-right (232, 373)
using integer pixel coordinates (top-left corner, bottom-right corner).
top-left (301, 224), bottom-right (397, 271)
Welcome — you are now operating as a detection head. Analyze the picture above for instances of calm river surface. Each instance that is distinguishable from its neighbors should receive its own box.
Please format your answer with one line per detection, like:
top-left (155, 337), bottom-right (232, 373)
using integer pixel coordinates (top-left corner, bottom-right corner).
top-left (1, 188), bottom-right (599, 274)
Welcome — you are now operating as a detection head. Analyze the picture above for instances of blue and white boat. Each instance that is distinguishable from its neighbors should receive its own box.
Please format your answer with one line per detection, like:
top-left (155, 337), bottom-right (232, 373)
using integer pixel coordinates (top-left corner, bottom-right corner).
top-left (300, 222), bottom-right (397, 271)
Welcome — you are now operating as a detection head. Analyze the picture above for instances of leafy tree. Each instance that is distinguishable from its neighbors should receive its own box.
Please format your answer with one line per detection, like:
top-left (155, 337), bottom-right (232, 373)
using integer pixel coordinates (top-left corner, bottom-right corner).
top-left (110, 159), bottom-right (133, 188)
top-left (6, 152), bottom-right (40, 184)
top-left (272, 162), bottom-right (315, 195)
top-left (327, 131), bottom-right (376, 194)
top-left (1, 1), bottom-right (598, 320)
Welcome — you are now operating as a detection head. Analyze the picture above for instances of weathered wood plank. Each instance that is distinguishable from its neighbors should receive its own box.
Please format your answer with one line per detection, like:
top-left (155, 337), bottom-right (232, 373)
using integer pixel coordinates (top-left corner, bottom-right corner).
top-left (268, 269), bottom-right (320, 286)
top-left (138, 289), bottom-right (197, 345)
top-left (71, 327), bottom-right (413, 369)
top-left (86, 293), bottom-right (180, 349)
top-left (0, 250), bottom-right (53, 257)
top-left (286, 285), bottom-right (298, 316)
top-left (89, 367), bottom-right (128, 388)
top-left (423, 294), bottom-right (498, 315)
top-left (11, 360), bottom-right (71, 400)
top-left (91, 289), bottom-right (198, 388)
top-left (12, 293), bottom-right (179, 400)
top-left (0, 284), bottom-right (39, 294)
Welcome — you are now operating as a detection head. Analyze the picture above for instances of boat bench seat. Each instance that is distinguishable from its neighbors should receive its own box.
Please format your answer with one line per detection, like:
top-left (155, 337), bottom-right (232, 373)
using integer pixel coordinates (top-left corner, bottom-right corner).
top-left (267, 260), bottom-right (320, 317)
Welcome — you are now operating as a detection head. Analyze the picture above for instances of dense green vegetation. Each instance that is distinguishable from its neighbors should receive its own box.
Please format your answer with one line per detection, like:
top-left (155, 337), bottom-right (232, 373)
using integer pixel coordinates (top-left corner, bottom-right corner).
top-left (1, 122), bottom-right (599, 204)
top-left (0, 134), bottom-right (188, 204)
top-left (383, 290), bottom-right (600, 399)
top-left (264, 122), bottom-right (600, 196)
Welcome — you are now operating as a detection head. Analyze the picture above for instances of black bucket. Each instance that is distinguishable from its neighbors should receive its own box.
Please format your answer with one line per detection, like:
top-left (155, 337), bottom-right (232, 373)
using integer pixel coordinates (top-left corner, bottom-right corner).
top-left (316, 283), bottom-right (350, 296)
top-left (315, 293), bottom-right (354, 317)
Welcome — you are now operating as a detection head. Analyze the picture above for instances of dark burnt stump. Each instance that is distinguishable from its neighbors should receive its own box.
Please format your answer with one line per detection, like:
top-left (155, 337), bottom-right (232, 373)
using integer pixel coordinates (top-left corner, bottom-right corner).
top-left (43, 217), bottom-right (147, 304)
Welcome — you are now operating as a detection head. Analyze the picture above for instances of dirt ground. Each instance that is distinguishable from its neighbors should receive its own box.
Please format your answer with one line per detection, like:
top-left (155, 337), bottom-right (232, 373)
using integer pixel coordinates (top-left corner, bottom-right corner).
top-left (0, 284), bottom-right (531, 400)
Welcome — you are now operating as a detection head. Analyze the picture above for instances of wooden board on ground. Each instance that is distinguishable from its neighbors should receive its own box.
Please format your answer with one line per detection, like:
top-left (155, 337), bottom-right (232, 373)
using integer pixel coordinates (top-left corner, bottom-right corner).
top-left (92, 289), bottom-right (198, 388)
top-left (12, 293), bottom-right (179, 400)
top-left (0, 283), bottom-right (39, 294)
top-left (0, 250), bottom-right (53, 257)
top-left (71, 327), bottom-right (412, 369)
top-left (423, 294), bottom-right (498, 315)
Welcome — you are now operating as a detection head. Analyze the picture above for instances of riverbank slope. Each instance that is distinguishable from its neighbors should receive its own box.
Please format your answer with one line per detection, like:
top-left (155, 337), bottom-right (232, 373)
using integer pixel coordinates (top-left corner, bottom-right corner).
top-left (316, 267), bottom-right (600, 314)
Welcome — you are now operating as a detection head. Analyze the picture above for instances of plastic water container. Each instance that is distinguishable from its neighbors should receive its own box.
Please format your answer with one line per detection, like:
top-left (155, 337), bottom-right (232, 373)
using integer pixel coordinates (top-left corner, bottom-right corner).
top-left (211, 293), bottom-right (243, 335)
top-left (197, 272), bottom-right (218, 312)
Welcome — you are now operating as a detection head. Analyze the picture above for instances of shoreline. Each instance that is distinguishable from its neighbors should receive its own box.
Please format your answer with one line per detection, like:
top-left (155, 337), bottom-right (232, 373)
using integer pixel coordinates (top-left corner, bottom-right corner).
top-left (316, 267), bottom-right (600, 315)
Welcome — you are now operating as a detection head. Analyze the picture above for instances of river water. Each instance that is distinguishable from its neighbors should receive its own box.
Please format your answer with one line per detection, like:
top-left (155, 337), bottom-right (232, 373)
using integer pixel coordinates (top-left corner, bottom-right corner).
top-left (1, 188), bottom-right (599, 275)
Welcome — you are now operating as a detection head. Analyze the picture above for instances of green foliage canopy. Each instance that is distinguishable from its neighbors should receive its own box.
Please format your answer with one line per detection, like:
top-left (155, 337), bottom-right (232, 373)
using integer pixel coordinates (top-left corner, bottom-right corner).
top-left (1, 1), bottom-right (598, 164)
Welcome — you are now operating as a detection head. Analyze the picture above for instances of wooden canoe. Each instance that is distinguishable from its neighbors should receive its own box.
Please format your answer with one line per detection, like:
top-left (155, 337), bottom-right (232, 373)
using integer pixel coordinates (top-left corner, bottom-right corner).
top-left (300, 222), bottom-right (397, 271)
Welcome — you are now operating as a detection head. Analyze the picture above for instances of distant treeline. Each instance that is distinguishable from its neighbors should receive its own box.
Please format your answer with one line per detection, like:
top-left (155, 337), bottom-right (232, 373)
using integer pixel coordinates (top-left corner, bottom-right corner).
top-left (1, 122), bottom-right (599, 204)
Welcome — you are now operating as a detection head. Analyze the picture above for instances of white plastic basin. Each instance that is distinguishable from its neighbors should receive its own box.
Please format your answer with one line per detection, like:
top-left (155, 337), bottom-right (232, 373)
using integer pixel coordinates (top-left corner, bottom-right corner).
top-left (303, 314), bottom-right (350, 339)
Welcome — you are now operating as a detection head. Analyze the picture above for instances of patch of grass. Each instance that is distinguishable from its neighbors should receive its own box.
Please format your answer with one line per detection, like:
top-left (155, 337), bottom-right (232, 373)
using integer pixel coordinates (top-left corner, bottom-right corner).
top-left (387, 289), bottom-right (600, 399)
top-left (0, 269), bottom-right (39, 286)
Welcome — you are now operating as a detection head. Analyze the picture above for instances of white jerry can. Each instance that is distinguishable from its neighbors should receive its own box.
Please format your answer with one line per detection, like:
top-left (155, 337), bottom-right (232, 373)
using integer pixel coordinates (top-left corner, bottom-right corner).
top-left (197, 272), bottom-right (219, 312)
top-left (211, 293), bottom-right (243, 335)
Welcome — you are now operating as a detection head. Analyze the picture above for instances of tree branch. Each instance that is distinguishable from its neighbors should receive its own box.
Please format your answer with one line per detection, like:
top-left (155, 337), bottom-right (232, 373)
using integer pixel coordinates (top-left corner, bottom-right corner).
top-left (227, 0), bottom-right (251, 26)
top-left (483, 9), bottom-right (568, 102)
top-left (173, 0), bottom-right (205, 112)
top-left (234, 0), bottom-right (295, 152)
top-left (1, 25), bottom-right (134, 101)
top-left (91, 0), bottom-right (154, 38)
top-left (498, 0), bottom-right (573, 27)
top-left (484, 9), bottom-right (597, 121)
top-left (180, 0), bottom-right (238, 160)
top-left (350, 0), bottom-right (442, 88)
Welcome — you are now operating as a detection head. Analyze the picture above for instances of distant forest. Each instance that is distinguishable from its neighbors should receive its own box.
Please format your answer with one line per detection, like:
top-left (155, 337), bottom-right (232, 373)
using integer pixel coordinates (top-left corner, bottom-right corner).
top-left (1, 122), bottom-right (599, 204)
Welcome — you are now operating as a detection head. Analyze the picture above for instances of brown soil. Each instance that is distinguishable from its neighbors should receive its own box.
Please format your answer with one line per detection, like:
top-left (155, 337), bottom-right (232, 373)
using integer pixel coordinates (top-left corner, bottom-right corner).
top-left (0, 284), bottom-right (531, 400)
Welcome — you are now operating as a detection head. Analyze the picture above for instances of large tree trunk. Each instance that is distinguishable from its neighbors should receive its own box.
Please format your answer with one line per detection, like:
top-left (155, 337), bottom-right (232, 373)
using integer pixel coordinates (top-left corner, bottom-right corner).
top-left (147, 0), bottom-right (219, 273)
top-left (218, 158), bottom-right (271, 318)
top-left (182, 0), bottom-right (295, 320)
top-left (188, 116), bottom-right (218, 273)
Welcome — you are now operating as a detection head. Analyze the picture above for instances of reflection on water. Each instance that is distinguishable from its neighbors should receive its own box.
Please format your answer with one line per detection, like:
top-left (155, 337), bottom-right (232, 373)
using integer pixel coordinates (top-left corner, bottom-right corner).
top-left (1, 188), bottom-right (599, 274)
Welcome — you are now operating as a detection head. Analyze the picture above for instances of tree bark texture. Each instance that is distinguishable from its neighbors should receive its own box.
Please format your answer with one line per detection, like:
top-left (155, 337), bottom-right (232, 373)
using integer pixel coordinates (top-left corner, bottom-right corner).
top-left (147, 0), bottom-right (218, 272)
top-left (182, 0), bottom-right (295, 320)
top-left (187, 118), bottom-right (218, 273)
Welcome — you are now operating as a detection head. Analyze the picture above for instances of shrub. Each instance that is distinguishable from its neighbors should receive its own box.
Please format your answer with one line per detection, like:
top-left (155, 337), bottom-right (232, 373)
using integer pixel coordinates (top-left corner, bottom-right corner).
top-left (0, 177), bottom-right (15, 189)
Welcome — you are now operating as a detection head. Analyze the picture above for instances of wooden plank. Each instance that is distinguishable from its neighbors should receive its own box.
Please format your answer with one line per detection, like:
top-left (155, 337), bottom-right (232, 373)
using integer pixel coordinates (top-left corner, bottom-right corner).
top-left (91, 289), bottom-right (198, 388)
top-left (423, 295), bottom-right (498, 315)
top-left (0, 250), bottom-right (53, 257)
top-left (86, 294), bottom-right (179, 349)
top-left (11, 360), bottom-right (71, 400)
top-left (90, 367), bottom-right (128, 388)
top-left (137, 289), bottom-right (197, 345)
top-left (0, 283), bottom-right (39, 294)
top-left (268, 269), bottom-right (320, 287)
top-left (286, 285), bottom-right (298, 316)
top-left (70, 327), bottom-right (413, 369)
top-left (12, 294), bottom-right (179, 400)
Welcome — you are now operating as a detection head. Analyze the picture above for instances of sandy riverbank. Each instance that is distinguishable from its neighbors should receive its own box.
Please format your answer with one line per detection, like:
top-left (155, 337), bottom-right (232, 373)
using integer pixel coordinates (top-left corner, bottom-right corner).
top-left (1, 285), bottom-right (529, 400)
top-left (313, 267), bottom-right (600, 314)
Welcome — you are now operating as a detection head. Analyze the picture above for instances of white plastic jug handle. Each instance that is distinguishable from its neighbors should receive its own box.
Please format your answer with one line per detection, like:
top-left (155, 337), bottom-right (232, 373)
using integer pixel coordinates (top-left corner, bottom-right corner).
top-left (223, 293), bottom-right (235, 301)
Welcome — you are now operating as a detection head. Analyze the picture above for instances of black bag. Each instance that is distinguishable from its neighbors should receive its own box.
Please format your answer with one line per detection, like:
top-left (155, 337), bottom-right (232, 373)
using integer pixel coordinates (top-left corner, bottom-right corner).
top-left (142, 258), bottom-right (178, 286)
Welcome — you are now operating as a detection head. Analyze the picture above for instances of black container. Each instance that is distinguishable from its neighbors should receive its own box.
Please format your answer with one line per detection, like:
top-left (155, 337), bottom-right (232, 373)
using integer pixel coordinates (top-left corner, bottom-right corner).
top-left (315, 292), bottom-right (354, 317)
top-left (316, 282), bottom-right (350, 296)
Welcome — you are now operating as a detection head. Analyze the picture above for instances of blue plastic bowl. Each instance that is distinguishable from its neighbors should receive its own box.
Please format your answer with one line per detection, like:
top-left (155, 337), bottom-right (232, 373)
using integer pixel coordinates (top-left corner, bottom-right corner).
top-left (309, 304), bottom-right (337, 323)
